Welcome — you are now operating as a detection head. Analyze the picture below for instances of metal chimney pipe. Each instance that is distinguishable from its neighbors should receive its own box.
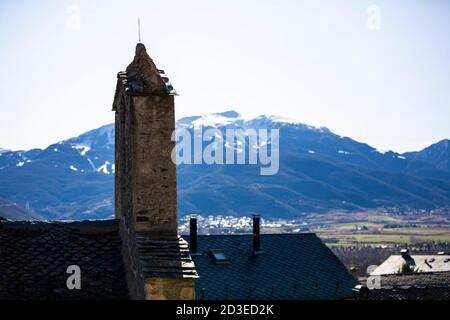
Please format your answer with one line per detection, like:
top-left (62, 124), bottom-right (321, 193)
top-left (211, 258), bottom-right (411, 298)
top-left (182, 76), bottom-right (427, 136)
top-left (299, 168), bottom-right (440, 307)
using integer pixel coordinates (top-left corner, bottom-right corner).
top-left (253, 214), bottom-right (261, 252)
top-left (190, 214), bottom-right (198, 254)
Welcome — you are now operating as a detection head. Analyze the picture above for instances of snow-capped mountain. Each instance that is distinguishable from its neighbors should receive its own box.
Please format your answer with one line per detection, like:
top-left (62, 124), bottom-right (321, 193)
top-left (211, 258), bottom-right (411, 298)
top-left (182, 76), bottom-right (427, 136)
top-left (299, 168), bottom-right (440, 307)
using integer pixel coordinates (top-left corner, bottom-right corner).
top-left (0, 124), bottom-right (115, 220)
top-left (1, 110), bottom-right (449, 221)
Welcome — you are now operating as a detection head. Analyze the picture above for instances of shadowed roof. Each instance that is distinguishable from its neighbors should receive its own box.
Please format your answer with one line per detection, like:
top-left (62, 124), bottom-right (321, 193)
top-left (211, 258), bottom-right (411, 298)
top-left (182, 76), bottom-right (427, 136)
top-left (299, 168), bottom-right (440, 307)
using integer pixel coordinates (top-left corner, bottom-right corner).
top-left (0, 219), bottom-right (128, 300)
top-left (368, 272), bottom-right (450, 300)
top-left (185, 233), bottom-right (357, 300)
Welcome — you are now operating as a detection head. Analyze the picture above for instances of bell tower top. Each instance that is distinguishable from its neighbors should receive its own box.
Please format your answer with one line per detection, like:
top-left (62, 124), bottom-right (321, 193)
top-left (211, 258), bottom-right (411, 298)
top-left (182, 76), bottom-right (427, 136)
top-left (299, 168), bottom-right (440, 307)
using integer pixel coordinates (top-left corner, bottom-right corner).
top-left (124, 43), bottom-right (168, 95)
top-left (113, 43), bottom-right (176, 111)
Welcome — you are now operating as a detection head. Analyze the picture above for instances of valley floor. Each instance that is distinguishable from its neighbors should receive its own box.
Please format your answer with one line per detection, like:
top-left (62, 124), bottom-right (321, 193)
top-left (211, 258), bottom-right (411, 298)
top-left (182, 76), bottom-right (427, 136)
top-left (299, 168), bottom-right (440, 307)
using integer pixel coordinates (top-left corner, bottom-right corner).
top-left (265, 210), bottom-right (450, 277)
top-left (305, 210), bottom-right (450, 247)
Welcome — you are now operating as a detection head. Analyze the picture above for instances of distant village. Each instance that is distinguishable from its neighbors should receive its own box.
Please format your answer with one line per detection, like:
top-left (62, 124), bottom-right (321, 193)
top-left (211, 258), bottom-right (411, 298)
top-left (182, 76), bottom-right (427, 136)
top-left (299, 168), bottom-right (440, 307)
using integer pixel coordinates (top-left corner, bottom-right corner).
top-left (179, 207), bottom-right (450, 237)
top-left (178, 215), bottom-right (309, 235)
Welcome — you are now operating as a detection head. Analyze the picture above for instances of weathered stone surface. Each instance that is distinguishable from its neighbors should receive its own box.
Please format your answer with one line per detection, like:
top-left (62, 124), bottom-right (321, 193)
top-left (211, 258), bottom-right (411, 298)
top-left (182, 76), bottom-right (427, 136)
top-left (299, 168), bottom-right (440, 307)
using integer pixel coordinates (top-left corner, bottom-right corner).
top-left (119, 218), bottom-right (146, 300)
top-left (145, 278), bottom-right (196, 300)
top-left (114, 45), bottom-right (178, 238)
top-left (113, 43), bottom-right (197, 300)
top-left (114, 94), bottom-right (126, 219)
top-left (125, 43), bottom-right (168, 95)
top-left (130, 95), bottom-right (177, 237)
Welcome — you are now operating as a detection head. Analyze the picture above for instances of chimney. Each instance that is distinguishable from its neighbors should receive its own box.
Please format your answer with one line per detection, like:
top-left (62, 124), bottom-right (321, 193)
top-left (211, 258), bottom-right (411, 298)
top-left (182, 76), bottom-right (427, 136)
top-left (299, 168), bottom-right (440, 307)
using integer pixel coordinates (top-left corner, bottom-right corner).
top-left (113, 43), bottom-right (178, 238)
top-left (113, 43), bottom-right (197, 300)
top-left (400, 248), bottom-right (410, 259)
top-left (190, 215), bottom-right (198, 255)
top-left (253, 215), bottom-right (262, 253)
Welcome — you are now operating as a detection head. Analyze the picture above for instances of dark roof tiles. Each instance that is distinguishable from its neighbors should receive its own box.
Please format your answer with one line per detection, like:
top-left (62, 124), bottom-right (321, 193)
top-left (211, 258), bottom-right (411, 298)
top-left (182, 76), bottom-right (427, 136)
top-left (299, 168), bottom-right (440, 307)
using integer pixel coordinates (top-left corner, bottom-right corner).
top-left (0, 220), bottom-right (128, 300)
top-left (368, 272), bottom-right (450, 300)
top-left (185, 233), bottom-right (357, 300)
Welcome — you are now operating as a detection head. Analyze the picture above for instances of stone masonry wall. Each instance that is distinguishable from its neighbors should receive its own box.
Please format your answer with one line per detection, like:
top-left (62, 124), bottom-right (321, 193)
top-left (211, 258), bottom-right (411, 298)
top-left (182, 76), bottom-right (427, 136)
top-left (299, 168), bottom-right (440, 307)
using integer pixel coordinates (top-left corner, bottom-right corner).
top-left (114, 95), bottom-right (127, 219)
top-left (119, 218), bottom-right (146, 299)
top-left (113, 43), bottom-right (197, 300)
top-left (130, 95), bottom-right (177, 238)
top-left (124, 94), bottom-right (135, 232)
top-left (145, 278), bottom-right (196, 300)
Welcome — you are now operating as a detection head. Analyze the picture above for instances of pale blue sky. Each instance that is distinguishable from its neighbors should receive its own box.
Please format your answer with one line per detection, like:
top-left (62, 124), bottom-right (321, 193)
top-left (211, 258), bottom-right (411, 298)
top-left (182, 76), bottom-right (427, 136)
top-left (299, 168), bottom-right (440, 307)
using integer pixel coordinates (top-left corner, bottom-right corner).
top-left (0, 0), bottom-right (449, 152)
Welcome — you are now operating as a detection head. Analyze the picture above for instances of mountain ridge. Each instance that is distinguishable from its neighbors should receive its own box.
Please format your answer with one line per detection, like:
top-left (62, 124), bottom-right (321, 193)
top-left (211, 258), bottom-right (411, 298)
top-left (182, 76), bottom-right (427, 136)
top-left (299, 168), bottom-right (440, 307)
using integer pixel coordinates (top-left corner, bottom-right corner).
top-left (0, 110), bottom-right (449, 221)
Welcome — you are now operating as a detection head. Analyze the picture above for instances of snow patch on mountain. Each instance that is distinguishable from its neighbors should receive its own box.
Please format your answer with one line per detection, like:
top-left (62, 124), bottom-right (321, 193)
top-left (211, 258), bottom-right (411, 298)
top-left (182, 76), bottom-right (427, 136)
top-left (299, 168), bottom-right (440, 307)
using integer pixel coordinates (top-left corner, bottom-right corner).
top-left (246, 114), bottom-right (330, 133)
top-left (97, 161), bottom-right (111, 174)
top-left (86, 158), bottom-right (96, 170)
top-left (267, 115), bottom-right (302, 124)
top-left (374, 148), bottom-right (391, 154)
top-left (72, 145), bottom-right (91, 156)
top-left (191, 113), bottom-right (240, 128)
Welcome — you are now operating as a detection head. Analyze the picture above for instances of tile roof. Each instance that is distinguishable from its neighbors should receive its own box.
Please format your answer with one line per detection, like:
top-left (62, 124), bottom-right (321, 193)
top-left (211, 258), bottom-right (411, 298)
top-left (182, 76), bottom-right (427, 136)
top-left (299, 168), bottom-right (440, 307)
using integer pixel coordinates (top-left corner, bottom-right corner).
top-left (135, 235), bottom-right (198, 279)
top-left (371, 255), bottom-right (450, 275)
top-left (0, 219), bottom-right (129, 300)
top-left (368, 272), bottom-right (450, 300)
top-left (185, 233), bottom-right (357, 300)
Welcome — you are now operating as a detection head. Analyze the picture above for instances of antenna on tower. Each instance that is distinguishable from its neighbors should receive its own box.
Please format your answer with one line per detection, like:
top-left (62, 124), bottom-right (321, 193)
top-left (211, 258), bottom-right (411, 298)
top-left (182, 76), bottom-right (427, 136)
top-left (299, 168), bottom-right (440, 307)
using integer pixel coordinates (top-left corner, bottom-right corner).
top-left (138, 17), bottom-right (141, 43)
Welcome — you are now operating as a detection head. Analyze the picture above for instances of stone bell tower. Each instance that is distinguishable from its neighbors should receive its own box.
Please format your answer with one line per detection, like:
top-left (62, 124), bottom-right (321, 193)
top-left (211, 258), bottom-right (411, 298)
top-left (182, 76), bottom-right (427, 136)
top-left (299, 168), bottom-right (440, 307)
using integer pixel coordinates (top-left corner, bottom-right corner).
top-left (113, 43), bottom-right (197, 300)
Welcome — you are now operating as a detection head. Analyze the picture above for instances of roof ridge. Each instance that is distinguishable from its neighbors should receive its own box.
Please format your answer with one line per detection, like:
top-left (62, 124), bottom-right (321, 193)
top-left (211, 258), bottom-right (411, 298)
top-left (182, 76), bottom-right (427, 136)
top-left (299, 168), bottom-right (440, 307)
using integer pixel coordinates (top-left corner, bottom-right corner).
top-left (184, 233), bottom-right (318, 237)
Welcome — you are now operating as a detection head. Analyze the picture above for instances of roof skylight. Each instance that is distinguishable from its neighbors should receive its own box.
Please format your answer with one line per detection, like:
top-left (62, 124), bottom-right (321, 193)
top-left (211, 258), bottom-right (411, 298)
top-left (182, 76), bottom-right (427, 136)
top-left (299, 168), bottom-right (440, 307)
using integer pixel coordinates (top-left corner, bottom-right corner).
top-left (208, 249), bottom-right (230, 264)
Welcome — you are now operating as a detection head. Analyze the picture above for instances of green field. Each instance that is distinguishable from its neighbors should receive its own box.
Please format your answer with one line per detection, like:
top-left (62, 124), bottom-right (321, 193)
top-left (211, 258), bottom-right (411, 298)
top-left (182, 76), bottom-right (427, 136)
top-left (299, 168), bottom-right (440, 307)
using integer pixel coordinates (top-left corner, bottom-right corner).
top-left (306, 211), bottom-right (450, 246)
